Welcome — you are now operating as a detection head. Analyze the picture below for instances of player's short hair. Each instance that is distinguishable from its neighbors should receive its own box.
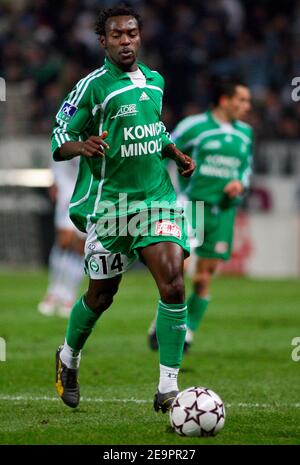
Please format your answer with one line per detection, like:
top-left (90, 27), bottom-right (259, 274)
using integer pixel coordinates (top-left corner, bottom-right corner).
top-left (95, 4), bottom-right (143, 37)
top-left (211, 77), bottom-right (248, 107)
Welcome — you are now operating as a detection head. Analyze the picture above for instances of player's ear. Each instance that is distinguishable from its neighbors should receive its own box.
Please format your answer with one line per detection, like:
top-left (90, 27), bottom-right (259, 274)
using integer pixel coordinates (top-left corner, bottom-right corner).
top-left (220, 95), bottom-right (228, 108)
top-left (99, 35), bottom-right (106, 49)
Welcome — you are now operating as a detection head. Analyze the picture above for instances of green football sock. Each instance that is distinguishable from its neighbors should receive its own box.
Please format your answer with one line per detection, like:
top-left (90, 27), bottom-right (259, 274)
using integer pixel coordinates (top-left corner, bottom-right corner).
top-left (187, 293), bottom-right (209, 332)
top-left (66, 296), bottom-right (100, 351)
top-left (156, 300), bottom-right (187, 368)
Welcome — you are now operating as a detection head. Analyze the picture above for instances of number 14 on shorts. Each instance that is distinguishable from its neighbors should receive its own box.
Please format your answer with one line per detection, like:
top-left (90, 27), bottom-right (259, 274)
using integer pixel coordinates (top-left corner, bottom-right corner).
top-left (87, 252), bottom-right (135, 278)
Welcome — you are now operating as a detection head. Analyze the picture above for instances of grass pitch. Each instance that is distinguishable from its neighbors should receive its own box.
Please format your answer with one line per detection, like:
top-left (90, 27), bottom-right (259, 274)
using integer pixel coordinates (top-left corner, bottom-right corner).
top-left (0, 270), bottom-right (299, 445)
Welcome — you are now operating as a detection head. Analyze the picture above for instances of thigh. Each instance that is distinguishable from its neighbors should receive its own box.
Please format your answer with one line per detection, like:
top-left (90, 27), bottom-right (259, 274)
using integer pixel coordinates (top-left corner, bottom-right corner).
top-left (139, 241), bottom-right (184, 286)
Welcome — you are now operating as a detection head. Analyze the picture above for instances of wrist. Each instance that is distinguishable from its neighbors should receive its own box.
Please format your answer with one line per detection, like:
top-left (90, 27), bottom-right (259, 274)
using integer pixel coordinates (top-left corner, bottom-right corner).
top-left (59, 141), bottom-right (83, 160)
top-left (162, 143), bottom-right (178, 160)
top-left (74, 141), bottom-right (85, 156)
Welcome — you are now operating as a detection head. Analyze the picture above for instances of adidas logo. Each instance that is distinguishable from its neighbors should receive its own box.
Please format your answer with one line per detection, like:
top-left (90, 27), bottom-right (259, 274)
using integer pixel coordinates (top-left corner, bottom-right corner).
top-left (139, 91), bottom-right (150, 101)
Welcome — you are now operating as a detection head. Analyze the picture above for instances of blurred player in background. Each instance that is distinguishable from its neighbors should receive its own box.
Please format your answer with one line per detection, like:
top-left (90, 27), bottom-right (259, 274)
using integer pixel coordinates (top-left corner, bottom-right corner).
top-left (148, 78), bottom-right (253, 351)
top-left (52, 5), bottom-right (195, 412)
top-left (38, 158), bottom-right (85, 318)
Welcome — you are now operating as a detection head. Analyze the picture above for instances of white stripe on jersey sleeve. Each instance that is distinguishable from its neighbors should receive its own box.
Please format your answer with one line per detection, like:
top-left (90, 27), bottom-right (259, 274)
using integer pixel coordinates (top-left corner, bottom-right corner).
top-left (172, 114), bottom-right (208, 140)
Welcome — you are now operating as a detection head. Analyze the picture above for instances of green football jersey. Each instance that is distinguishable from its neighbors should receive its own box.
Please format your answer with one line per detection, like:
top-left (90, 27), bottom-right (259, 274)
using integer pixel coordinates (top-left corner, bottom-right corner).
top-left (51, 58), bottom-right (175, 232)
top-left (172, 110), bottom-right (253, 206)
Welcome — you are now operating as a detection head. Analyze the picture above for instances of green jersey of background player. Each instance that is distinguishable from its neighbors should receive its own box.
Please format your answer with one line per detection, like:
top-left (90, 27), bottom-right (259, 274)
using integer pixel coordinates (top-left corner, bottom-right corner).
top-left (149, 78), bottom-right (253, 351)
top-left (52, 5), bottom-right (196, 413)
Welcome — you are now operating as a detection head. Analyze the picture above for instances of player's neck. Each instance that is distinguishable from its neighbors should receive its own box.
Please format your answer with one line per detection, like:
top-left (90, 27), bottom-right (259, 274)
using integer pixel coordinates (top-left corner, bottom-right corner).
top-left (212, 108), bottom-right (232, 125)
top-left (117, 59), bottom-right (138, 73)
top-left (121, 63), bottom-right (138, 72)
top-left (106, 54), bottom-right (138, 73)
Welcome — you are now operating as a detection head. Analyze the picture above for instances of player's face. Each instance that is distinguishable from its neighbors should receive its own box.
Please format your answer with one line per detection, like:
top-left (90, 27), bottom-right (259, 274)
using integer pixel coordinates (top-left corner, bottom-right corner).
top-left (100, 16), bottom-right (141, 71)
top-left (226, 86), bottom-right (252, 121)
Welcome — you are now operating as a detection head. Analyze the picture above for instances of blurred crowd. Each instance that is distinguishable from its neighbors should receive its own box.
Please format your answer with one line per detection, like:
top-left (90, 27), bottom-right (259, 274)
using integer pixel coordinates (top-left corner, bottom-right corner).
top-left (1, 0), bottom-right (300, 139)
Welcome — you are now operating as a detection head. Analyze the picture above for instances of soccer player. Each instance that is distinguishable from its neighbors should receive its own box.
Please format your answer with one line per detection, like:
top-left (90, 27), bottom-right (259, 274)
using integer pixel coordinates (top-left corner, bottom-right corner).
top-left (38, 158), bottom-right (85, 318)
top-left (52, 5), bottom-right (195, 411)
top-left (148, 78), bottom-right (253, 351)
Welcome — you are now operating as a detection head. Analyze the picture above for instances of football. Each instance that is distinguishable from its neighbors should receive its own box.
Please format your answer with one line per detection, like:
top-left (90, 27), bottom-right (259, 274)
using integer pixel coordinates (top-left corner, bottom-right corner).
top-left (169, 387), bottom-right (225, 437)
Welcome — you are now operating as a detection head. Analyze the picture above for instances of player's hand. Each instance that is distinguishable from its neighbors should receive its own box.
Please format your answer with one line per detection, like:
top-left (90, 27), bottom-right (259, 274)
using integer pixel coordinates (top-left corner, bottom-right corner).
top-left (162, 143), bottom-right (195, 177)
top-left (224, 180), bottom-right (244, 198)
top-left (80, 132), bottom-right (109, 158)
top-left (176, 152), bottom-right (196, 178)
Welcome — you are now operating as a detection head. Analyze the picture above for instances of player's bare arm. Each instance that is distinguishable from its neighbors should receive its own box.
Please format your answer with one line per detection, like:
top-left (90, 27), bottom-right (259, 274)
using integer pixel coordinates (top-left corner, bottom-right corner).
top-left (163, 143), bottom-right (196, 177)
top-left (58, 132), bottom-right (109, 160)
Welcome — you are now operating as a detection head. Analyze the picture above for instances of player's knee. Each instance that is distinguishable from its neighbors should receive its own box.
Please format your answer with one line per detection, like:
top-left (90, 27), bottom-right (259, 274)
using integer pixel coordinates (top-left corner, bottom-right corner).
top-left (85, 292), bottom-right (114, 315)
top-left (160, 276), bottom-right (185, 304)
top-left (193, 272), bottom-right (210, 295)
top-left (193, 279), bottom-right (207, 295)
